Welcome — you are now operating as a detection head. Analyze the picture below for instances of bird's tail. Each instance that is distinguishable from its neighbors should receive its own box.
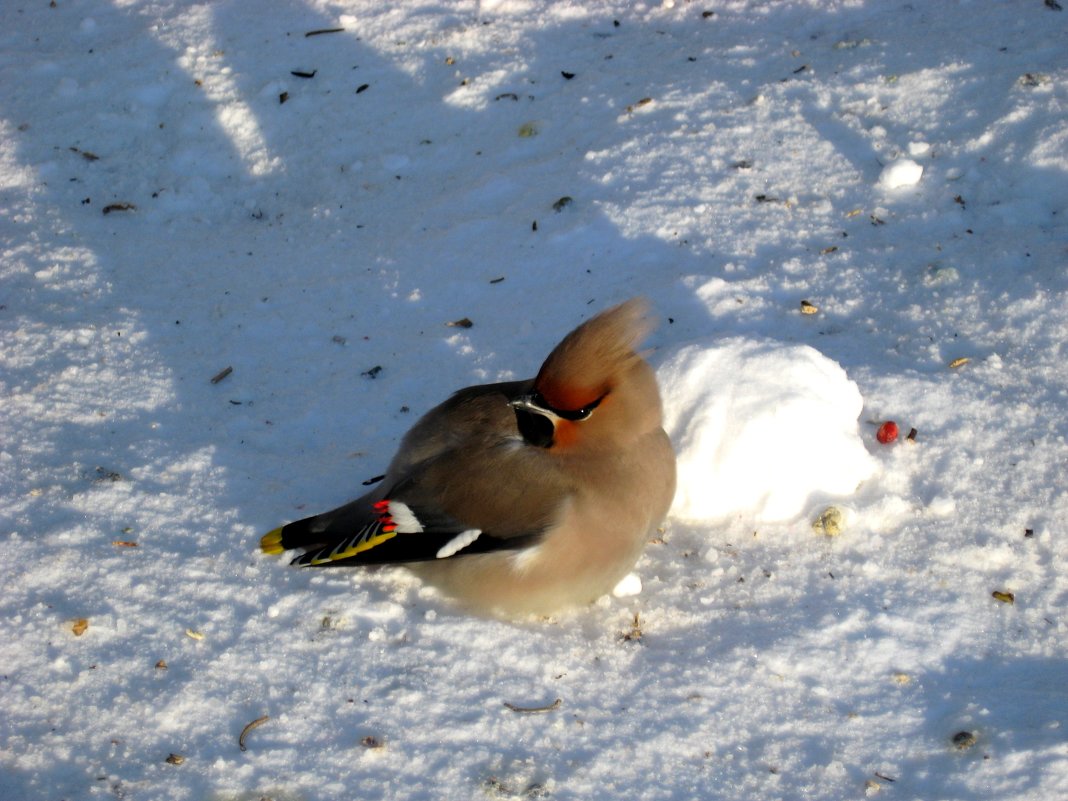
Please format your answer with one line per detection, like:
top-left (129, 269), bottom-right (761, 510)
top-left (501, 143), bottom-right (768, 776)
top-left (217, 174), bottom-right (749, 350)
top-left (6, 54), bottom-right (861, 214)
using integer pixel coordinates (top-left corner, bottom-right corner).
top-left (259, 526), bottom-right (287, 554)
top-left (259, 499), bottom-right (413, 564)
top-left (259, 518), bottom-right (321, 554)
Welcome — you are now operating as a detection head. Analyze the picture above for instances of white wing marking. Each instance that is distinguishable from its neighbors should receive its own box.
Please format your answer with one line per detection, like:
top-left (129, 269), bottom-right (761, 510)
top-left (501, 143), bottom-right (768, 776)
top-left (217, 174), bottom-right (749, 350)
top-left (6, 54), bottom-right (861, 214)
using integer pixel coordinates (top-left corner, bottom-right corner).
top-left (435, 528), bottom-right (482, 559)
top-left (387, 500), bottom-right (424, 533)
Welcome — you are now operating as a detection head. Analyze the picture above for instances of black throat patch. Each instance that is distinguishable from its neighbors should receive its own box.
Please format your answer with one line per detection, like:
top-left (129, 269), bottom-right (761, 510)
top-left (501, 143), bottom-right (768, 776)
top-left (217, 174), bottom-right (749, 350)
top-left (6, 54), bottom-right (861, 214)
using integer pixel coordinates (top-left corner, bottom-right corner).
top-left (514, 406), bottom-right (555, 448)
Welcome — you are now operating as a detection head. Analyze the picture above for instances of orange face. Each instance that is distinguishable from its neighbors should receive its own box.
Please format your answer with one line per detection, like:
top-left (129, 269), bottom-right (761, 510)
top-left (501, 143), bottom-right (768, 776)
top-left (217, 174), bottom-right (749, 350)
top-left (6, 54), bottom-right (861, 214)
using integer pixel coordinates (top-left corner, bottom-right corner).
top-left (512, 384), bottom-right (609, 450)
top-left (534, 386), bottom-right (609, 449)
top-left (534, 379), bottom-right (605, 415)
top-left (552, 417), bottom-right (580, 448)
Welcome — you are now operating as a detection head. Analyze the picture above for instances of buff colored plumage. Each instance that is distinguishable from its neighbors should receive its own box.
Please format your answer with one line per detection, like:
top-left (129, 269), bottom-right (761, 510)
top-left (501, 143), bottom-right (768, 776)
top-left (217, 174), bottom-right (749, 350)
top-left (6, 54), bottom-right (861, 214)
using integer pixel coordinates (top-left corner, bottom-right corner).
top-left (261, 298), bottom-right (676, 617)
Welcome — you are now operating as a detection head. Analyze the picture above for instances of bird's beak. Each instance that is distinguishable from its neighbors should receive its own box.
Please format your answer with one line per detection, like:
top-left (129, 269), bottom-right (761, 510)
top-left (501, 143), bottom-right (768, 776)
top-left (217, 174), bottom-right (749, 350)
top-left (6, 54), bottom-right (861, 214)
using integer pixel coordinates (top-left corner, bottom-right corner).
top-left (509, 393), bottom-right (559, 419)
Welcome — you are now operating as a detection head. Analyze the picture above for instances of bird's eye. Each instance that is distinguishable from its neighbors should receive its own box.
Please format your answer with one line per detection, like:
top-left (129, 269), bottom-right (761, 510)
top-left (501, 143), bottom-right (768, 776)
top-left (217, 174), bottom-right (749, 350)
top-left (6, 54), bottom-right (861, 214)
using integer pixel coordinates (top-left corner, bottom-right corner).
top-left (536, 391), bottom-right (605, 421)
top-left (566, 398), bottom-right (601, 421)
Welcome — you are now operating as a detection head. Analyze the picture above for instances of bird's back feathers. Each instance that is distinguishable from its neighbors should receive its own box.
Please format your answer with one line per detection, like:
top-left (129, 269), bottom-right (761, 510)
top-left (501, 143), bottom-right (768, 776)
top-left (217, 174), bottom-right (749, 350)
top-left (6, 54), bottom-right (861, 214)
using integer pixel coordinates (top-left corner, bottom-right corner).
top-left (260, 380), bottom-right (567, 566)
top-left (260, 298), bottom-right (676, 616)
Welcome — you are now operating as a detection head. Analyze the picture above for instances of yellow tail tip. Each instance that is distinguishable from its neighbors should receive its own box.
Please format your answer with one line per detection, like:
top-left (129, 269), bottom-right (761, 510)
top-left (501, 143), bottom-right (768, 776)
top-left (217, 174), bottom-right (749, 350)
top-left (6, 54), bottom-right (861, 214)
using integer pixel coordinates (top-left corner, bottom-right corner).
top-left (260, 527), bottom-right (285, 554)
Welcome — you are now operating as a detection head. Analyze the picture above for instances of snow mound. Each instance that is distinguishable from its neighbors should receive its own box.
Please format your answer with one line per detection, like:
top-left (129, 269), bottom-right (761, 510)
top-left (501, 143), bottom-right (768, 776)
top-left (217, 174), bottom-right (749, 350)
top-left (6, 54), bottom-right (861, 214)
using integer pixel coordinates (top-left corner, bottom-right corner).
top-left (878, 158), bottom-right (924, 189)
top-left (658, 339), bottom-right (878, 524)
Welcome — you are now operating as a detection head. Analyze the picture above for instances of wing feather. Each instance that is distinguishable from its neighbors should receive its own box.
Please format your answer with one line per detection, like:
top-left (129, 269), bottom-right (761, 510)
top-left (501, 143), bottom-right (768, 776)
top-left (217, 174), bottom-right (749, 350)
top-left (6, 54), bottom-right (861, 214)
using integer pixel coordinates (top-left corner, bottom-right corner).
top-left (261, 381), bottom-right (569, 568)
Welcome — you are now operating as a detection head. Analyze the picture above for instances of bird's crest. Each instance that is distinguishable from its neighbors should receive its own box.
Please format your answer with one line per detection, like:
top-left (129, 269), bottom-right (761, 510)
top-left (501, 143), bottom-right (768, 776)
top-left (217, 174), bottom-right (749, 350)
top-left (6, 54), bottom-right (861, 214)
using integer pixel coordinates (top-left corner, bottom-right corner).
top-left (534, 298), bottom-right (652, 411)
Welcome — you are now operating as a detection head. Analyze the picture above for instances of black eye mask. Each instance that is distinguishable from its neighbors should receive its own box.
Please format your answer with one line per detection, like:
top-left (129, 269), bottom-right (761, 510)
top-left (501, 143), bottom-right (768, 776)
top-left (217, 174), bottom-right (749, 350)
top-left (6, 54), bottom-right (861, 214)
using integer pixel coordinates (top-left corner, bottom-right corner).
top-left (514, 406), bottom-right (556, 448)
top-left (512, 391), bottom-right (607, 448)
top-left (531, 390), bottom-right (605, 421)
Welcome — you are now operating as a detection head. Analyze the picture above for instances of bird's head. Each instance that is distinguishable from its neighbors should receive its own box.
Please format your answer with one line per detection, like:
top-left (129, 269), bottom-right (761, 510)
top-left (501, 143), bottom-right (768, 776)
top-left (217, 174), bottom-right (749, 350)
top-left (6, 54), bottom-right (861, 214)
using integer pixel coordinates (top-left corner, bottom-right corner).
top-left (511, 298), bottom-right (664, 451)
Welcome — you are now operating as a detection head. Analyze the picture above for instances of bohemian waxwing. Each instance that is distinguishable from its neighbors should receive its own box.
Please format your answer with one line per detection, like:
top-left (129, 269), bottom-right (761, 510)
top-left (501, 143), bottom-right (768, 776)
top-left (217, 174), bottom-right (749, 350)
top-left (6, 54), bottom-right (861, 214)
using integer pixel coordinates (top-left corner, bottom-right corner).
top-left (261, 298), bottom-right (676, 616)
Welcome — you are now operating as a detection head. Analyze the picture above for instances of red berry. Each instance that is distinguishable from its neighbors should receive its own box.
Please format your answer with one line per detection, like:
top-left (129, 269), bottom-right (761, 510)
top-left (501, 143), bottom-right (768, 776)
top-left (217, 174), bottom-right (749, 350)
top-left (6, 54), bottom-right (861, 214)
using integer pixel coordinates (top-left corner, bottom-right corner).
top-left (876, 421), bottom-right (899, 444)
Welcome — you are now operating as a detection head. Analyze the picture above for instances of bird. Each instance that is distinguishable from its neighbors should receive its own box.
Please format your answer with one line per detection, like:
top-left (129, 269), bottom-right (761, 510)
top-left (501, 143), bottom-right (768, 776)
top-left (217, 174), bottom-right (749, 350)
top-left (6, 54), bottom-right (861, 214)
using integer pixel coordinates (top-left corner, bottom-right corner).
top-left (260, 298), bottom-right (676, 617)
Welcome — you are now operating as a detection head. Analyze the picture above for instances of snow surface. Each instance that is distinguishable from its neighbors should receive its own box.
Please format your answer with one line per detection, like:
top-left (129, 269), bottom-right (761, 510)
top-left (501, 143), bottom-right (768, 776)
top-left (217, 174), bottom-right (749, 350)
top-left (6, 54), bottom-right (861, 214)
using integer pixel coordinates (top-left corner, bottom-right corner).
top-left (660, 338), bottom-right (877, 523)
top-left (878, 158), bottom-right (924, 190)
top-left (2, 1), bottom-right (1068, 800)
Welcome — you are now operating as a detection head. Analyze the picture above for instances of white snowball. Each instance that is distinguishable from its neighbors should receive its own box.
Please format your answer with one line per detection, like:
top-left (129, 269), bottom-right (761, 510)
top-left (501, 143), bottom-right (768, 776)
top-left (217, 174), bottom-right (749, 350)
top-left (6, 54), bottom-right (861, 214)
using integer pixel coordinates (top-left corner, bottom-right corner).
top-left (658, 338), bottom-right (877, 524)
top-left (612, 573), bottom-right (643, 598)
top-left (878, 158), bottom-right (924, 189)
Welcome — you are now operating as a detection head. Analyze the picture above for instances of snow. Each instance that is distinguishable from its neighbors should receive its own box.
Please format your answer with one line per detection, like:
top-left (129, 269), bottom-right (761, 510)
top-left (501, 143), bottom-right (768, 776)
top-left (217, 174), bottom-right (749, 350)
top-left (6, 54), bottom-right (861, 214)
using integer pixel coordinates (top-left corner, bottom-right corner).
top-left (660, 338), bottom-right (877, 523)
top-left (2, 1), bottom-right (1067, 800)
top-left (611, 572), bottom-right (642, 599)
top-left (878, 158), bottom-right (924, 190)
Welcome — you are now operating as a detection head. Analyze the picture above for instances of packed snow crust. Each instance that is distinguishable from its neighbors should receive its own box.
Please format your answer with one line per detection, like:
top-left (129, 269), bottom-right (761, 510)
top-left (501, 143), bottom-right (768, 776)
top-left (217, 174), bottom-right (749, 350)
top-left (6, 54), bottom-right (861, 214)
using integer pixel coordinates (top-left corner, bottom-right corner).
top-left (2, 2), bottom-right (1067, 801)
top-left (661, 339), bottom-right (877, 523)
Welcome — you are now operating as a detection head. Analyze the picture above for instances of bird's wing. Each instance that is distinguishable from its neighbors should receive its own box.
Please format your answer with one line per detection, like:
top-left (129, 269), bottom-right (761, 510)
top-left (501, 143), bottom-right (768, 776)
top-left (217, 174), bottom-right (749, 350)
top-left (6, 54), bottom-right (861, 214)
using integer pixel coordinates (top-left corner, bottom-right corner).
top-left (287, 496), bottom-right (546, 567)
top-left (260, 382), bottom-right (572, 567)
top-left (264, 482), bottom-right (552, 567)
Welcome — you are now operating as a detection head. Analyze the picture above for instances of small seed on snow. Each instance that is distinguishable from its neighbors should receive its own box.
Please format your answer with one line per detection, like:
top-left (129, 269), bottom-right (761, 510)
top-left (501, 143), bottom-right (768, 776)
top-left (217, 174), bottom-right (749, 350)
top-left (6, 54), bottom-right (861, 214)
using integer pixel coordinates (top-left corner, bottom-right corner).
top-left (951, 730), bottom-right (977, 750)
top-left (812, 506), bottom-right (843, 536)
top-left (239, 715), bottom-right (270, 752)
